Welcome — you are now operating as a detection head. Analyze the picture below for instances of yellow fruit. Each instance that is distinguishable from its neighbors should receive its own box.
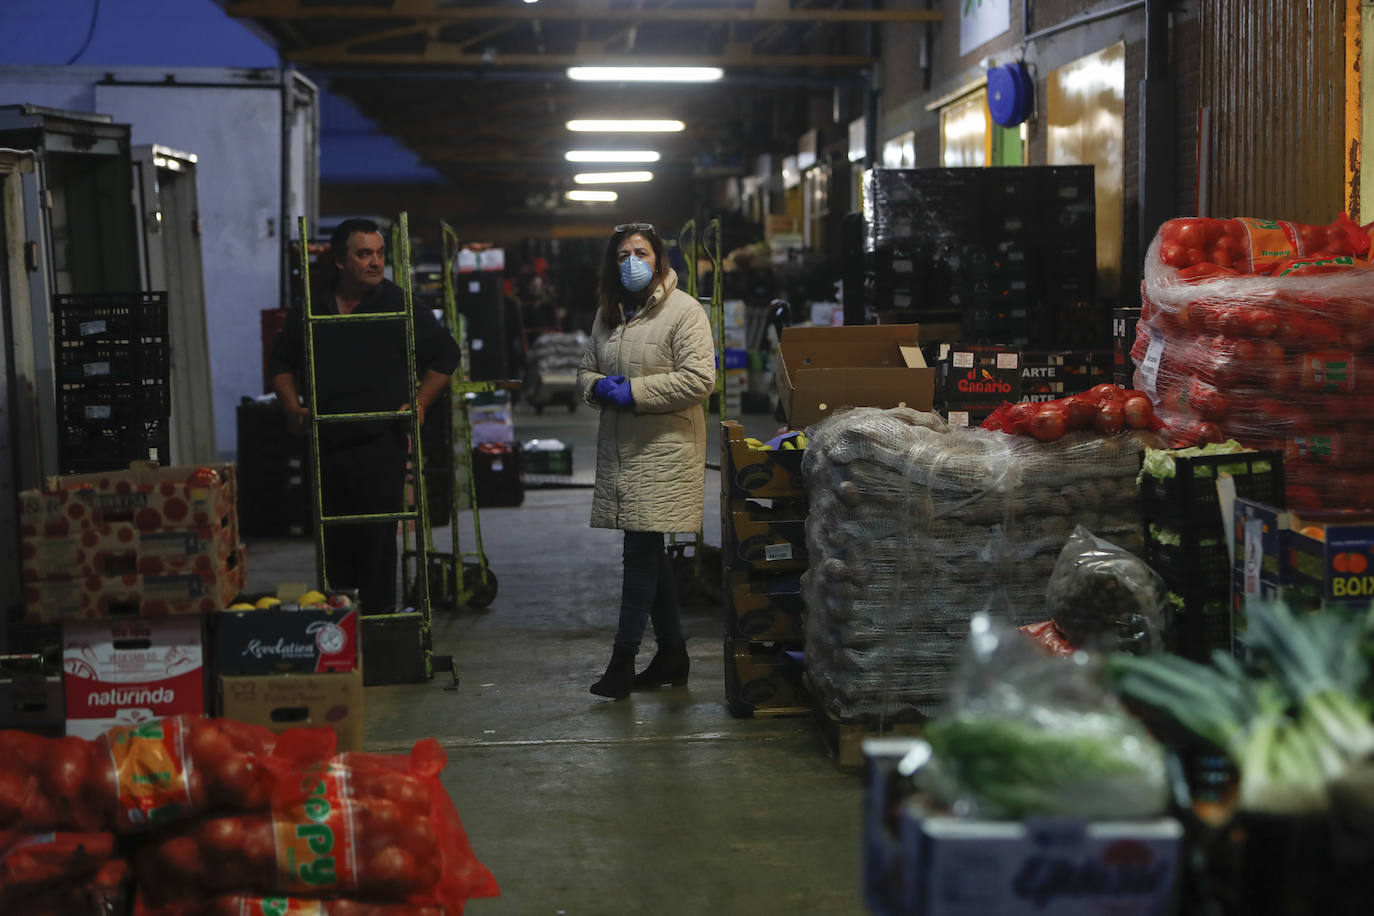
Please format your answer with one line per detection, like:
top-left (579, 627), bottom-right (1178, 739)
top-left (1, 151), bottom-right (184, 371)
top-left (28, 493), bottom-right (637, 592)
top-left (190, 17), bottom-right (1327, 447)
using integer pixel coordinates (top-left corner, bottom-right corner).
top-left (254, 596), bottom-right (281, 609)
top-left (228, 603), bottom-right (255, 611)
top-left (297, 590), bottom-right (327, 606)
top-left (781, 440), bottom-right (796, 450)
top-left (745, 437), bottom-right (768, 451)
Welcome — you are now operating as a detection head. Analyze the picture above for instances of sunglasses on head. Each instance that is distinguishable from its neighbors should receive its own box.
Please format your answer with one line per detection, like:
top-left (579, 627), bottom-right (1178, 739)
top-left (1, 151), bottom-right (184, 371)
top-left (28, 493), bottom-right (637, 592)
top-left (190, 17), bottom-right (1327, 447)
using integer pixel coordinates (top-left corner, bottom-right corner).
top-left (615, 222), bottom-right (656, 235)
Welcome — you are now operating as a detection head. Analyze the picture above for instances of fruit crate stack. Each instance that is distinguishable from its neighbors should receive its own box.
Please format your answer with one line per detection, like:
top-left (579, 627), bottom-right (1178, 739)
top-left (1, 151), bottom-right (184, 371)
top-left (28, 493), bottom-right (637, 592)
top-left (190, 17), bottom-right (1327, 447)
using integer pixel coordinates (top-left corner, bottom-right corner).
top-left (719, 421), bottom-right (810, 718)
top-left (863, 166), bottom-right (1099, 347)
top-left (14, 461), bottom-right (245, 740)
top-left (1020, 349), bottom-right (1114, 403)
top-left (1140, 450), bottom-right (1285, 661)
top-left (54, 292), bottom-right (170, 474)
top-left (235, 397), bottom-right (311, 538)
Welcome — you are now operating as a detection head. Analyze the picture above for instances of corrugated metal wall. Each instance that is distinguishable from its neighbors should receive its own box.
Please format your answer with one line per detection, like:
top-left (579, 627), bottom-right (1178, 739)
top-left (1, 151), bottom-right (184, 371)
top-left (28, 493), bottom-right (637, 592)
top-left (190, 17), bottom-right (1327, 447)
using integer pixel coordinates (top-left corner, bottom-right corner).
top-left (1198, 0), bottom-right (1349, 222)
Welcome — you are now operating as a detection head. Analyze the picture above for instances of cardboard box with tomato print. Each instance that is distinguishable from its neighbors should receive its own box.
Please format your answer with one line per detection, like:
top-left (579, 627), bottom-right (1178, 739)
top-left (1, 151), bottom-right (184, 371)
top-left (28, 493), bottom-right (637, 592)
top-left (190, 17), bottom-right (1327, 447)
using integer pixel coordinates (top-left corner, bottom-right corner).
top-left (19, 462), bottom-right (237, 535)
top-left (63, 616), bottom-right (206, 740)
top-left (21, 521), bottom-right (239, 581)
top-left (22, 552), bottom-right (245, 623)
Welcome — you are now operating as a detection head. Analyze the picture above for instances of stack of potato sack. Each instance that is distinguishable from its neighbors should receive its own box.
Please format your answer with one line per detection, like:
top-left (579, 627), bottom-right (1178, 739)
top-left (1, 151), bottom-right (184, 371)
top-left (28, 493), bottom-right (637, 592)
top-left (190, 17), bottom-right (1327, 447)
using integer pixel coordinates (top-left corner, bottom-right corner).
top-left (0, 717), bottom-right (498, 914)
top-left (1131, 214), bottom-right (1374, 509)
top-left (801, 407), bottom-right (1151, 723)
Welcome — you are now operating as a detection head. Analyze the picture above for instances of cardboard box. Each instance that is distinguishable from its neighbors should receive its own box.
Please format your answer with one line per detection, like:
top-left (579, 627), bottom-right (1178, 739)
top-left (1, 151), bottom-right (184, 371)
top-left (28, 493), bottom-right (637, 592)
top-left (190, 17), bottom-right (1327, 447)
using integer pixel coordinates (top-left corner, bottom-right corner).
top-left (23, 555), bottom-right (245, 623)
top-left (775, 324), bottom-right (935, 428)
top-left (211, 607), bottom-right (359, 676)
top-left (897, 808), bottom-right (1182, 915)
top-left (18, 462), bottom-right (236, 535)
top-left (725, 570), bottom-right (804, 642)
top-left (937, 345), bottom-right (1021, 407)
top-left (218, 670), bottom-right (364, 752)
top-left (63, 616), bottom-right (206, 739)
top-left (724, 637), bottom-right (809, 718)
top-left (21, 521), bottom-right (237, 581)
top-left (1234, 496), bottom-right (1374, 614)
top-left (720, 420), bottom-right (805, 500)
top-left (722, 497), bottom-right (808, 573)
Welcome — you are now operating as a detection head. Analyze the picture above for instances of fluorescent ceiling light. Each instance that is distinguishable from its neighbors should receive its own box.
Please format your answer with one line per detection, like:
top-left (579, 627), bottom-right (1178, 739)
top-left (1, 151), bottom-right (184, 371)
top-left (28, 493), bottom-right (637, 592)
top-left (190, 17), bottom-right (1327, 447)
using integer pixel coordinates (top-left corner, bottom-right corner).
top-left (566, 119), bottom-right (685, 132)
top-left (573, 171), bottom-right (654, 184)
top-left (566, 190), bottom-right (618, 202)
top-left (565, 150), bottom-right (660, 163)
top-left (567, 66), bottom-right (723, 83)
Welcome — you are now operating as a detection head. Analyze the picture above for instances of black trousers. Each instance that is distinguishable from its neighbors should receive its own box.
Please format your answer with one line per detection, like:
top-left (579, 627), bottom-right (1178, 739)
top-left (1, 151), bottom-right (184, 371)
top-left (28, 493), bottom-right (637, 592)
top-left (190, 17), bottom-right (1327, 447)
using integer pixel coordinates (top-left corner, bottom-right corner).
top-left (320, 428), bottom-right (407, 613)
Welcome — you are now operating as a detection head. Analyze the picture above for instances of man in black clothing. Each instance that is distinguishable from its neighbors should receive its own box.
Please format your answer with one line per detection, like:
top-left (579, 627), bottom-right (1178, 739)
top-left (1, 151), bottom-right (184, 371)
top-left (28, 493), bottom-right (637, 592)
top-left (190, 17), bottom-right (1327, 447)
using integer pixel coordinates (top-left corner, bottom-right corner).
top-left (268, 218), bottom-right (461, 612)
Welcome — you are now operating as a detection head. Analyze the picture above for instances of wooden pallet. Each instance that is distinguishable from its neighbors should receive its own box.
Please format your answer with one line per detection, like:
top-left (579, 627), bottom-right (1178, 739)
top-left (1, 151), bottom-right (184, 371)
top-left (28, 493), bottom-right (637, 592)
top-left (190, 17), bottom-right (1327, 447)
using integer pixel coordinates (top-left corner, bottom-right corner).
top-left (812, 704), bottom-right (924, 772)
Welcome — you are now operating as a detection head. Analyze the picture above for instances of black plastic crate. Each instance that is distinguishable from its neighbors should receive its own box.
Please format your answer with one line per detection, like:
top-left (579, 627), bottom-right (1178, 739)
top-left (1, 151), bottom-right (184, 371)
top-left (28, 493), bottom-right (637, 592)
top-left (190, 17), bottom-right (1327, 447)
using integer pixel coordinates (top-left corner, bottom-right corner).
top-left (1166, 588), bottom-right (1234, 663)
top-left (56, 341), bottom-right (170, 384)
top-left (472, 442), bottom-right (523, 508)
top-left (54, 291), bottom-right (168, 345)
top-left (1146, 523), bottom-right (1232, 593)
top-left (1141, 450), bottom-right (1285, 525)
top-left (59, 418), bottom-right (169, 473)
top-left (60, 381), bottom-right (169, 426)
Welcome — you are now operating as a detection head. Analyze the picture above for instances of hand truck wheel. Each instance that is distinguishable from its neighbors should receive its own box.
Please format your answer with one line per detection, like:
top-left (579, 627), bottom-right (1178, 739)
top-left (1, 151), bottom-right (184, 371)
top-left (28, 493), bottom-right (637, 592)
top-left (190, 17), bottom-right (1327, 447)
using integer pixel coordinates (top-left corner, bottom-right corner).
top-left (461, 563), bottom-right (498, 609)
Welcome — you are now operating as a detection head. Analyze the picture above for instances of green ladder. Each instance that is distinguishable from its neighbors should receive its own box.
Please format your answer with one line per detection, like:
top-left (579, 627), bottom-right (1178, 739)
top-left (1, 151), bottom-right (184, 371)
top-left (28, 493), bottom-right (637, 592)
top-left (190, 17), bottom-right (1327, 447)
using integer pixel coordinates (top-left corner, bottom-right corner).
top-left (300, 212), bottom-right (434, 685)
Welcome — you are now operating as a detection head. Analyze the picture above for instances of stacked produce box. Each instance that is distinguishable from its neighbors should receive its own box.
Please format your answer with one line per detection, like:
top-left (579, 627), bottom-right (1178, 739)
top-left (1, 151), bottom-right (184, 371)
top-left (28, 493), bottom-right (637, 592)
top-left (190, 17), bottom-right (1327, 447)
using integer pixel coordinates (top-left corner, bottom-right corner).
top-left (720, 421), bottom-right (809, 717)
top-left (863, 166), bottom-right (1099, 348)
top-left (801, 407), bottom-right (1150, 722)
top-left (1140, 447), bottom-right (1284, 661)
top-left (1131, 214), bottom-right (1373, 509)
top-left (16, 462), bottom-right (244, 740)
top-left (235, 398), bottom-right (311, 538)
top-left (935, 344), bottom-right (1021, 427)
top-left (55, 292), bottom-right (171, 474)
top-left (0, 720), bottom-right (498, 913)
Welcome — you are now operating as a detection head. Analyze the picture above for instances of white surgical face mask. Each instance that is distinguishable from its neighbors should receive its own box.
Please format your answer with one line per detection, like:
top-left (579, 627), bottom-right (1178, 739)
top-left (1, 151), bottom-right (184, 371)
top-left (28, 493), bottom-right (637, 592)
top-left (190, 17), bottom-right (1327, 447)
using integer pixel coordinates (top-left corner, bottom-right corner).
top-left (620, 255), bottom-right (653, 292)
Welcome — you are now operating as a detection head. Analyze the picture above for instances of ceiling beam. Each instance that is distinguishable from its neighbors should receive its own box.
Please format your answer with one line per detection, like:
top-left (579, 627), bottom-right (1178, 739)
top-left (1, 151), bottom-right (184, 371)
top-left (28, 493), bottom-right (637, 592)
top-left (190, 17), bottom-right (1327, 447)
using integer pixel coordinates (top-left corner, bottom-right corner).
top-left (225, 0), bottom-right (943, 24)
top-left (290, 48), bottom-right (875, 67)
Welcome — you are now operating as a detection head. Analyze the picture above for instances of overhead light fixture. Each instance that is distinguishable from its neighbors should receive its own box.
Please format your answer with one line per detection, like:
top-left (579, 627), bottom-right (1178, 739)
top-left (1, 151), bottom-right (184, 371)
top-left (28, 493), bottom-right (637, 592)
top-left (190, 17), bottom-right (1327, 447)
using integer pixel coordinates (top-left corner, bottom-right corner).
top-left (565, 150), bottom-right (660, 163)
top-left (573, 171), bottom-right (654, 184)
top-left (566, 119), bottom-right (685, 132)
top-left (567, 66), bottom-right (723, 83)
top-left (566, 190), bottom-right (618, 202)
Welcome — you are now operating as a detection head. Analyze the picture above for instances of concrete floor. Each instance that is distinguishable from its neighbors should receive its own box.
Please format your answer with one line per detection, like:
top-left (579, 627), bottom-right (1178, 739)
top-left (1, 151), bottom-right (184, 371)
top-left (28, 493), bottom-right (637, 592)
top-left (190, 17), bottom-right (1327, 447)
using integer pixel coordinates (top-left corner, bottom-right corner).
top-left (243, 402), bottom-right (869, 916)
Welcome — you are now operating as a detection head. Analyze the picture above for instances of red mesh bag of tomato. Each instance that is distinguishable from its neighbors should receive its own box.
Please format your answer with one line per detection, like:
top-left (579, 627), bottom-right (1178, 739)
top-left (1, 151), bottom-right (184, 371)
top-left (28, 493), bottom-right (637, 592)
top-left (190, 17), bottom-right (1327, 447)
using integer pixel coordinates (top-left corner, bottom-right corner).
top-left (980, 384), bottom-right (1161, 442)
top-left (136, 895), bottom-right (450, 916)
top-left (0, 830), bottom-right (117, 910)
top-left (1156, 214), bottom-right (1373, 277)
top-left (22, 856), bottom-right (130, 916)
top-left (0, 733), bottom-right (110, 841)
top-left (134, 738), bottom-right (498, 910)
top-left (93, 715), bottom-right (338, 834)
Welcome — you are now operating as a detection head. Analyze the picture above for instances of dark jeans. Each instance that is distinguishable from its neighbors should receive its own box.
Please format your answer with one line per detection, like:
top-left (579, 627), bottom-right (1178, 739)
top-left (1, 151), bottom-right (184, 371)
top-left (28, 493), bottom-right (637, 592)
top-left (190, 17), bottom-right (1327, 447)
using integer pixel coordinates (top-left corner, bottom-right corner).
top-left (320, 428), bottom-right (407, 613)
top-left (614, 531), bottom-right (684, 653)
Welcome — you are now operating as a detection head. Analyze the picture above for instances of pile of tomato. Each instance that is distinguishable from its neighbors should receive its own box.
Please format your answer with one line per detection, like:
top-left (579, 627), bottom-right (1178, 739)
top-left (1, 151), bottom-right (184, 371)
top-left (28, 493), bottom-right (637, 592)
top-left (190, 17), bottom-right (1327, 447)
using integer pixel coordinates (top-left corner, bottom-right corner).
top-left (982, 383), bottom-right (1158, 443)
top-left (1138, 214), bottom-right (1374, 509)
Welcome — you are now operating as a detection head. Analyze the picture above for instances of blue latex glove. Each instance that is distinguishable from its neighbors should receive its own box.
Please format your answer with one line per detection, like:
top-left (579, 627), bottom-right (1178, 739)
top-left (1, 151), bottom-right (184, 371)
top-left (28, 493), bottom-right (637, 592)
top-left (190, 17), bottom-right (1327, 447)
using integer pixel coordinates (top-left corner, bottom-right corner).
top-left (593, 375), bottom-right (625, 403)
top-left (606, 377), bottom-right (635, 410)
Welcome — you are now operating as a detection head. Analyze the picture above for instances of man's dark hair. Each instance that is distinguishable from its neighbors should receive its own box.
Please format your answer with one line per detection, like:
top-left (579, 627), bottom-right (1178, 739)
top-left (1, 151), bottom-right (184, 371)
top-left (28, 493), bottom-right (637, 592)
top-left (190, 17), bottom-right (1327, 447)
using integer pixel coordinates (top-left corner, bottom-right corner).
top-left (330, 218), bottom-right (382, 266)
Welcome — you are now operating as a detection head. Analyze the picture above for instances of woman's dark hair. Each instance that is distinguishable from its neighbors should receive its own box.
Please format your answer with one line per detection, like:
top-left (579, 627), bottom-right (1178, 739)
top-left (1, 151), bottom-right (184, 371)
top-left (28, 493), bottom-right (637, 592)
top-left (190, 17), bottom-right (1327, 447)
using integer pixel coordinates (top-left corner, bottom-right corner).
top-left (330, 218), bottom-right (382, 266)
top-left (596, 223), bottom-right (669, 325)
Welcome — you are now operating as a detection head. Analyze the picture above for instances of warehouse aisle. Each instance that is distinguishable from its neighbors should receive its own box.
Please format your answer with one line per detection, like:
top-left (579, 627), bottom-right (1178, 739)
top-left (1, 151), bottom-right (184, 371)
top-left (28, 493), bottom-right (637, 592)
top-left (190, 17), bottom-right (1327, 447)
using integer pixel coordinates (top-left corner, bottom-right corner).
top-left (244, 403), bottom-right (868, 915)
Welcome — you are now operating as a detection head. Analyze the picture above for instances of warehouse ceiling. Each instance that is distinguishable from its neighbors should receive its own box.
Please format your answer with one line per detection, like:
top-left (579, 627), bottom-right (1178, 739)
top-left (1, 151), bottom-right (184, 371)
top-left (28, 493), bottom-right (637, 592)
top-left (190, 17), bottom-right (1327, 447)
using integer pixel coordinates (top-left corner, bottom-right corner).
top-left (218, 0), bottom-right (942, 218)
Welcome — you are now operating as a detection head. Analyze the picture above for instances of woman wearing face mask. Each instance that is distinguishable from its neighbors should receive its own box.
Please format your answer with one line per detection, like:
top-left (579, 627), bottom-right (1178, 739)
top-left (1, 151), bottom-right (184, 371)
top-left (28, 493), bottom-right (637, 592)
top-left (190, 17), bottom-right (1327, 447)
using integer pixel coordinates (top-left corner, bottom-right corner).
top-left (577, 222), bottom-right (717, 699)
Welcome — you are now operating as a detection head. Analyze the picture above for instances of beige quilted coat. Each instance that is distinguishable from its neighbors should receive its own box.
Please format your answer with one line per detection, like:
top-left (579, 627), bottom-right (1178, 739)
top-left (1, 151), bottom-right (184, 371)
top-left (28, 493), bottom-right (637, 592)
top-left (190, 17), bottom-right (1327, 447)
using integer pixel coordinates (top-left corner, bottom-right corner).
top-left (577, 270), bottom-right (715, 532)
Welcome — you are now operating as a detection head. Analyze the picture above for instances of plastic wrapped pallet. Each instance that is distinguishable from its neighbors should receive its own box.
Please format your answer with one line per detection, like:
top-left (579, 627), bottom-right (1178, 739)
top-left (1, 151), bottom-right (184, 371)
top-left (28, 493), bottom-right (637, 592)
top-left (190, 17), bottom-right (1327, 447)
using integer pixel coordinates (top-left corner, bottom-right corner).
top-left (530, 331), bottom-right (589, 377)
top-left (801, 407), bottom-right (1150, 723)
top-left (1129, 214), bottom-right (1374, 509)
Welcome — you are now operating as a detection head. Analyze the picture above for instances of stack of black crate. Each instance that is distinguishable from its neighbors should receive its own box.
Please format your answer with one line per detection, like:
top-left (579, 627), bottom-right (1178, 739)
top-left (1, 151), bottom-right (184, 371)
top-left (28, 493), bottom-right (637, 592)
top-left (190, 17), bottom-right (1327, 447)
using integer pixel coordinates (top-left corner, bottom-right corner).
top-left (235, 398), bottom-right (311, 538)
top-left (719, 421), bottom-right (810, 719)
top-left (54, 292), bottom-right (170, 474)
top-left (865, 166), bottom-right (1100, 349)
top-left (1140, 451), bottom-right (1285, 662)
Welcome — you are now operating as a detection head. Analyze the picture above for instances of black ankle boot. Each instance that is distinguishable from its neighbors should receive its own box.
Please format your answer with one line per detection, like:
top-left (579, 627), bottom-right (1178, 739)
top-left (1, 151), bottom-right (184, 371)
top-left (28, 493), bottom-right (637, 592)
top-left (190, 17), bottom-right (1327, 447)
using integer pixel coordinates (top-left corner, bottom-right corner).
top-left (590, 647), bottom-right (637, 699)
top-left (632, 640), bottom-right (689, 690)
